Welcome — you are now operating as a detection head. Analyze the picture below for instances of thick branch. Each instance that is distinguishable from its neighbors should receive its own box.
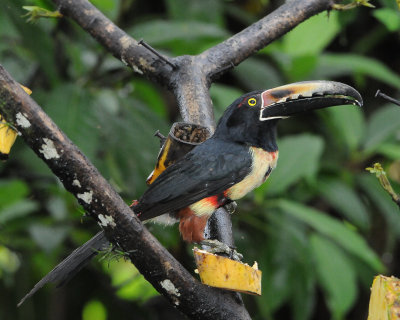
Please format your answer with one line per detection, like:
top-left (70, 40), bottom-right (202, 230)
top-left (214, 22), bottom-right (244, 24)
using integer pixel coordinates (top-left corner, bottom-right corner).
top-left (200, 0), bottom-right (334, 75)
top-left (53, 0), bottom-right (173, 86)
top-left (0, 66), bottom-right (250, 320)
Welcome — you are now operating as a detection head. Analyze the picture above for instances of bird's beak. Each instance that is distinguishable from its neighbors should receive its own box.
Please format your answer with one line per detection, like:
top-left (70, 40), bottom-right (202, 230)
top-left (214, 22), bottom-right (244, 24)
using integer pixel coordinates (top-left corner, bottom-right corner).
top-left (260, 81), bottom-right (363, 121)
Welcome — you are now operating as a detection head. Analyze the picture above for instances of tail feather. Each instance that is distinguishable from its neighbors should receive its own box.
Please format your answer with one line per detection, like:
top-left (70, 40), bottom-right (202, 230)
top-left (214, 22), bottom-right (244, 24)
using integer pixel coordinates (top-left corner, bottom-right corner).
top-left (18, 231), bottom-right (109, 306)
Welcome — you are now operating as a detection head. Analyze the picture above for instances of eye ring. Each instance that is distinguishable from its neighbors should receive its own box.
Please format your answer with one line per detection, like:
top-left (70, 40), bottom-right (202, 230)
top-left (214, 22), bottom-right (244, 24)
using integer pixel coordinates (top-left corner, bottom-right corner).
top-left (248, 98), bottom-right (257, 106)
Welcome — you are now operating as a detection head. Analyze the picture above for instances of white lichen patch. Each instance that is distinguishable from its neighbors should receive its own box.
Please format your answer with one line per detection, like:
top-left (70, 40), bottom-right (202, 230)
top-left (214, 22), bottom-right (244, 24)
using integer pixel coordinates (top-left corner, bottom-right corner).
top-left (72, 179), bottom-right (82, 188)
top-left (16, 112), bottom-right (31, 128)
top-left (131, 64), bottom-right (143, 75)
top-left (39, 138), bottom-right (60, 159)
top-left (105, 22), bottom-right (115, 33)
top-left (160, 279), bottom-right (181, 297)
top-left (120, 35), bottom-right (131, 50)
top-left (77, 190), bottom-right (93, 204)
top-left (98, 214), bottom-right (116, 228)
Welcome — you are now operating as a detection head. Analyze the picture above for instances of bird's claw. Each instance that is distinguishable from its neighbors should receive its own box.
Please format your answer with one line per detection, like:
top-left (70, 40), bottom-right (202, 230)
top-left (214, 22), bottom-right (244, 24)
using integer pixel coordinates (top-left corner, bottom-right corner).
top-left (224, 201), bottom-right (237, 214)
top-left (200, 239), bottom-right (243, 261)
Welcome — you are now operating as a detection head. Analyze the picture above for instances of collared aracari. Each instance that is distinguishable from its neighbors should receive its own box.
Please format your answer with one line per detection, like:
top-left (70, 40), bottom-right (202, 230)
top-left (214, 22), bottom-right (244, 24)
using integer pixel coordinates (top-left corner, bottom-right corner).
top-left (18, 80), bottom-right (362, 305)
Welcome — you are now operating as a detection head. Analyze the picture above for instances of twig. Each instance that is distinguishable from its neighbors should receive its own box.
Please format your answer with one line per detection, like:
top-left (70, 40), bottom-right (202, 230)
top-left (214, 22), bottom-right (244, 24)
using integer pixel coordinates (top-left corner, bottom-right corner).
top-left (375, 90), bottom-right (400, 107)
top-left (366, 163), bottom-right (400, 208)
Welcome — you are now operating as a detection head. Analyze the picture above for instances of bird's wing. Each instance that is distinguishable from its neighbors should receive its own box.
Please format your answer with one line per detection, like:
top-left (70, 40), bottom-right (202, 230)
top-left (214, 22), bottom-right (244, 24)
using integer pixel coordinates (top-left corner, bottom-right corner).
top-left (136, 140), bottom-right (252, 220)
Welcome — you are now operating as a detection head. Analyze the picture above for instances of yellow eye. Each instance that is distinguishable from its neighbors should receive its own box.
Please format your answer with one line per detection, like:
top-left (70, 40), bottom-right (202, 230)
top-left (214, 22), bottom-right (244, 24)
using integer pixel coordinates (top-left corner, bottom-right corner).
top-left (248, 98), bottom-right (257, 106)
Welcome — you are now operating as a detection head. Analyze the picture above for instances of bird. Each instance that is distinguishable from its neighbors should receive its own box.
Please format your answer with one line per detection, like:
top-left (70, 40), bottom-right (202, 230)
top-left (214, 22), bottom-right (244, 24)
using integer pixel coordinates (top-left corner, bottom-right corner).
top-left (18, 80), bottom-right (362, 305)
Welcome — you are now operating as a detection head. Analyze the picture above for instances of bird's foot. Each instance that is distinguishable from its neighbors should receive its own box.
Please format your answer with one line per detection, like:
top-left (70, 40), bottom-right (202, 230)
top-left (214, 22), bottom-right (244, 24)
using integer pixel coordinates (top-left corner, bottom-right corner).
top-left (200, 239), bottom-right (243, 261)
top-left (224, 201), bottom-right (237, 214)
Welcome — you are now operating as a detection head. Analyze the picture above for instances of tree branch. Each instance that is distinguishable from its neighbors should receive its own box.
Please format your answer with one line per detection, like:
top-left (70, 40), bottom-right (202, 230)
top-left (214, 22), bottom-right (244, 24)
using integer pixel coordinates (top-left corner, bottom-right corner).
top-left (0, 65), bottom-right (250, 320)
top-left (200, 0), bottom-right (334, 76)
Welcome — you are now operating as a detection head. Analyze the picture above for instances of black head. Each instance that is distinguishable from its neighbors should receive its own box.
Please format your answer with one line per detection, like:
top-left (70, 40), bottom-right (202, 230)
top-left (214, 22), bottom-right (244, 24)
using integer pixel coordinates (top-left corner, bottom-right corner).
top-left (213, 81), bottom-right (363, 151)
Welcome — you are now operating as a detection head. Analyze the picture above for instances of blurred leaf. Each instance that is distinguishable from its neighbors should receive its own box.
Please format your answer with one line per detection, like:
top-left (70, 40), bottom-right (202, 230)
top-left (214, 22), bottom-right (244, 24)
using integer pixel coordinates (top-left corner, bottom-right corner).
top-left (313, 54), bottom-right (400, 88)
top-left (358, 173), bottom-right (400, 237)
top-left (90, 0), bottom-right (120, 21)
top-left (258, 134), bottom-right (324, 196)
top-left (277, 199), bottom-right (384, 271)
top-left (210, 84), bottom-right (244, 119)
top-left (0, 245), bottom-right (20, 275)
top-left (36, 84), bottom-right (100, 161)
top-left (3, 0), bottom-right (58, 84)
top-left (318, 179), bottom-right (370, 230)
top-left (320, 105), bottom-right (365, 152)
top-left (82, 300), bottom-right (107, 320)
top-left (373, 8), bottom-right (400, 31)
top-left (0, 200), bottom-right (38, 224)
top-left (0, 180), bottom-right (29, 208)
top-left (310, 234), bottom-right (357, 319)
top-left (46, 196), bottom-right (68, 221)
top-left (165, 0), bottom-right (224, 25)
top-left (29, 224), bottom-right (69, 252)
top-left (376, 142), bottom-right (400, 160)
top-left (288, 55), bottom-right (318, 81)
top-left (364, 105), bottom-right (400, 152)
top-left (282, 11), bottom-right (341, 56)
top-left (132, 79), bottom-right (167, 118)
top-left (103, 259), bottom-right (158, 301)
top-left (129, 20), bottom-right (228, 46)
top-left (233, 58), bottom-right (282, 91)
top-left (257, 212), bottom-right (303, 316)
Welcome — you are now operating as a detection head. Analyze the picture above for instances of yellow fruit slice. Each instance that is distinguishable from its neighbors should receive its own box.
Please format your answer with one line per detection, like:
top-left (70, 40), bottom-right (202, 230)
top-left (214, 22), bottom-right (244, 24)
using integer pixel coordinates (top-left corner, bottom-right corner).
top-left (193, 248), bottom-right (261, 295)
top-left (0, 84), bottom-right (32, 159)
top-left (368, 275), bottom-right (400, 320)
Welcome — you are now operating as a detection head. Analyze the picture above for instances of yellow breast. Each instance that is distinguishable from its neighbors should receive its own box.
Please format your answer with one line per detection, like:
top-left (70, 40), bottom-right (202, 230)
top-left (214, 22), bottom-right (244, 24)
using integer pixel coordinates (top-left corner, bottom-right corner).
top-left (226, 147), bottom-right (278, 200)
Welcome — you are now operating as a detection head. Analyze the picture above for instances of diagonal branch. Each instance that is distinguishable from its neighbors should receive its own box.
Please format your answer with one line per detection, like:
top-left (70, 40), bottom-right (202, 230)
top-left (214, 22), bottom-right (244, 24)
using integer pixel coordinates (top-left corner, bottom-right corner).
top-left (0, 65), bottom-right (250, 320)
top-left (200, 0), bottom-right (334, 76)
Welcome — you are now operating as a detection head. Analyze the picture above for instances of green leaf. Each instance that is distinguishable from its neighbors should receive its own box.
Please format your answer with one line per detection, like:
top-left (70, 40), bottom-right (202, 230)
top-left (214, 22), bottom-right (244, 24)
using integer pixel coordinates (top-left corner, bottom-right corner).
top-left (375, 142), bottom-right (400, 160)
top-left (277, 199), bottom-right (384, 272)
top-left (29, 224), bottom-right (69, 252)
top-left (82, 300), bottom-right (107, 320)
top-left (318, 179), bottom-right (370, 230)
top-left (310, 234), bottom-right (357, 319)
top-left (0, 200), bottom-right (38, 224)
top-left (313, 54), bottom-right (400, 88)
top-left (288, 55), bottom-right (318, 82)
top-left (36, 84), bottom-right (100, 161)
top-left (320, 105), bottom-right (365, 152)
top-left (90, 0), bottom-right (120, 21)
top-left (0, 180), bottom-right (29, 209)
top-left (282, 11), bottom-right (341, 56)
top-left (233, 58), bottom-right (283, 91)
top-left (103, 259), bottom-right (158, 301)
top-left (129, 20), bottom-right (228, 46)
top-left (165, 0), bottom-right (224, 25)
top-left (373, 8), bottom-right (400, 31)
top-left (364, 105), bottom-right (400, 152)
top-left (258, 134), bottom-right (324, 196)
top-left (210, 84), bottom-right (244, 120)
top-left (132, 79), bottom-right (167, 118)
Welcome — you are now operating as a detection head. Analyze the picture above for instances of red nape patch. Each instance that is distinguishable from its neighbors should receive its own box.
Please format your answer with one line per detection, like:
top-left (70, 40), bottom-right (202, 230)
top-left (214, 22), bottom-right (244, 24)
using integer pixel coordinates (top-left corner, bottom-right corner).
top-left (178, 208), bottom-right (209, 243)
top-left (270, 151), bottom-right (277, 160)
top-left (205, 195), bottom-right (219, 207)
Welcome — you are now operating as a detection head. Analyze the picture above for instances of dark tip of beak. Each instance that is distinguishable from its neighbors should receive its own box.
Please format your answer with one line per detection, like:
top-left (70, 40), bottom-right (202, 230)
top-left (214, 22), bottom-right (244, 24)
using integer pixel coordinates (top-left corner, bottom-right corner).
top-left (260, 81), bottom-right (363, 121)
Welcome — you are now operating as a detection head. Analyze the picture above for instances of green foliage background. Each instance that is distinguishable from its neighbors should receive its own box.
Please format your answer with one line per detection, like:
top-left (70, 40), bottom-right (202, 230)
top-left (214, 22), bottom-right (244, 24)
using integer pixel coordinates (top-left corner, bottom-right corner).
top-left (1, 0), bottom-right (400, 319)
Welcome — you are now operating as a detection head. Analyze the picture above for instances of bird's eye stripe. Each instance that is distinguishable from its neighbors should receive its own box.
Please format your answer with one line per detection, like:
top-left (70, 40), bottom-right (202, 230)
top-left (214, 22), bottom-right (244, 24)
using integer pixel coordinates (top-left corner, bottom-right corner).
top-left (248, 98), bottom-right (257, 106)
